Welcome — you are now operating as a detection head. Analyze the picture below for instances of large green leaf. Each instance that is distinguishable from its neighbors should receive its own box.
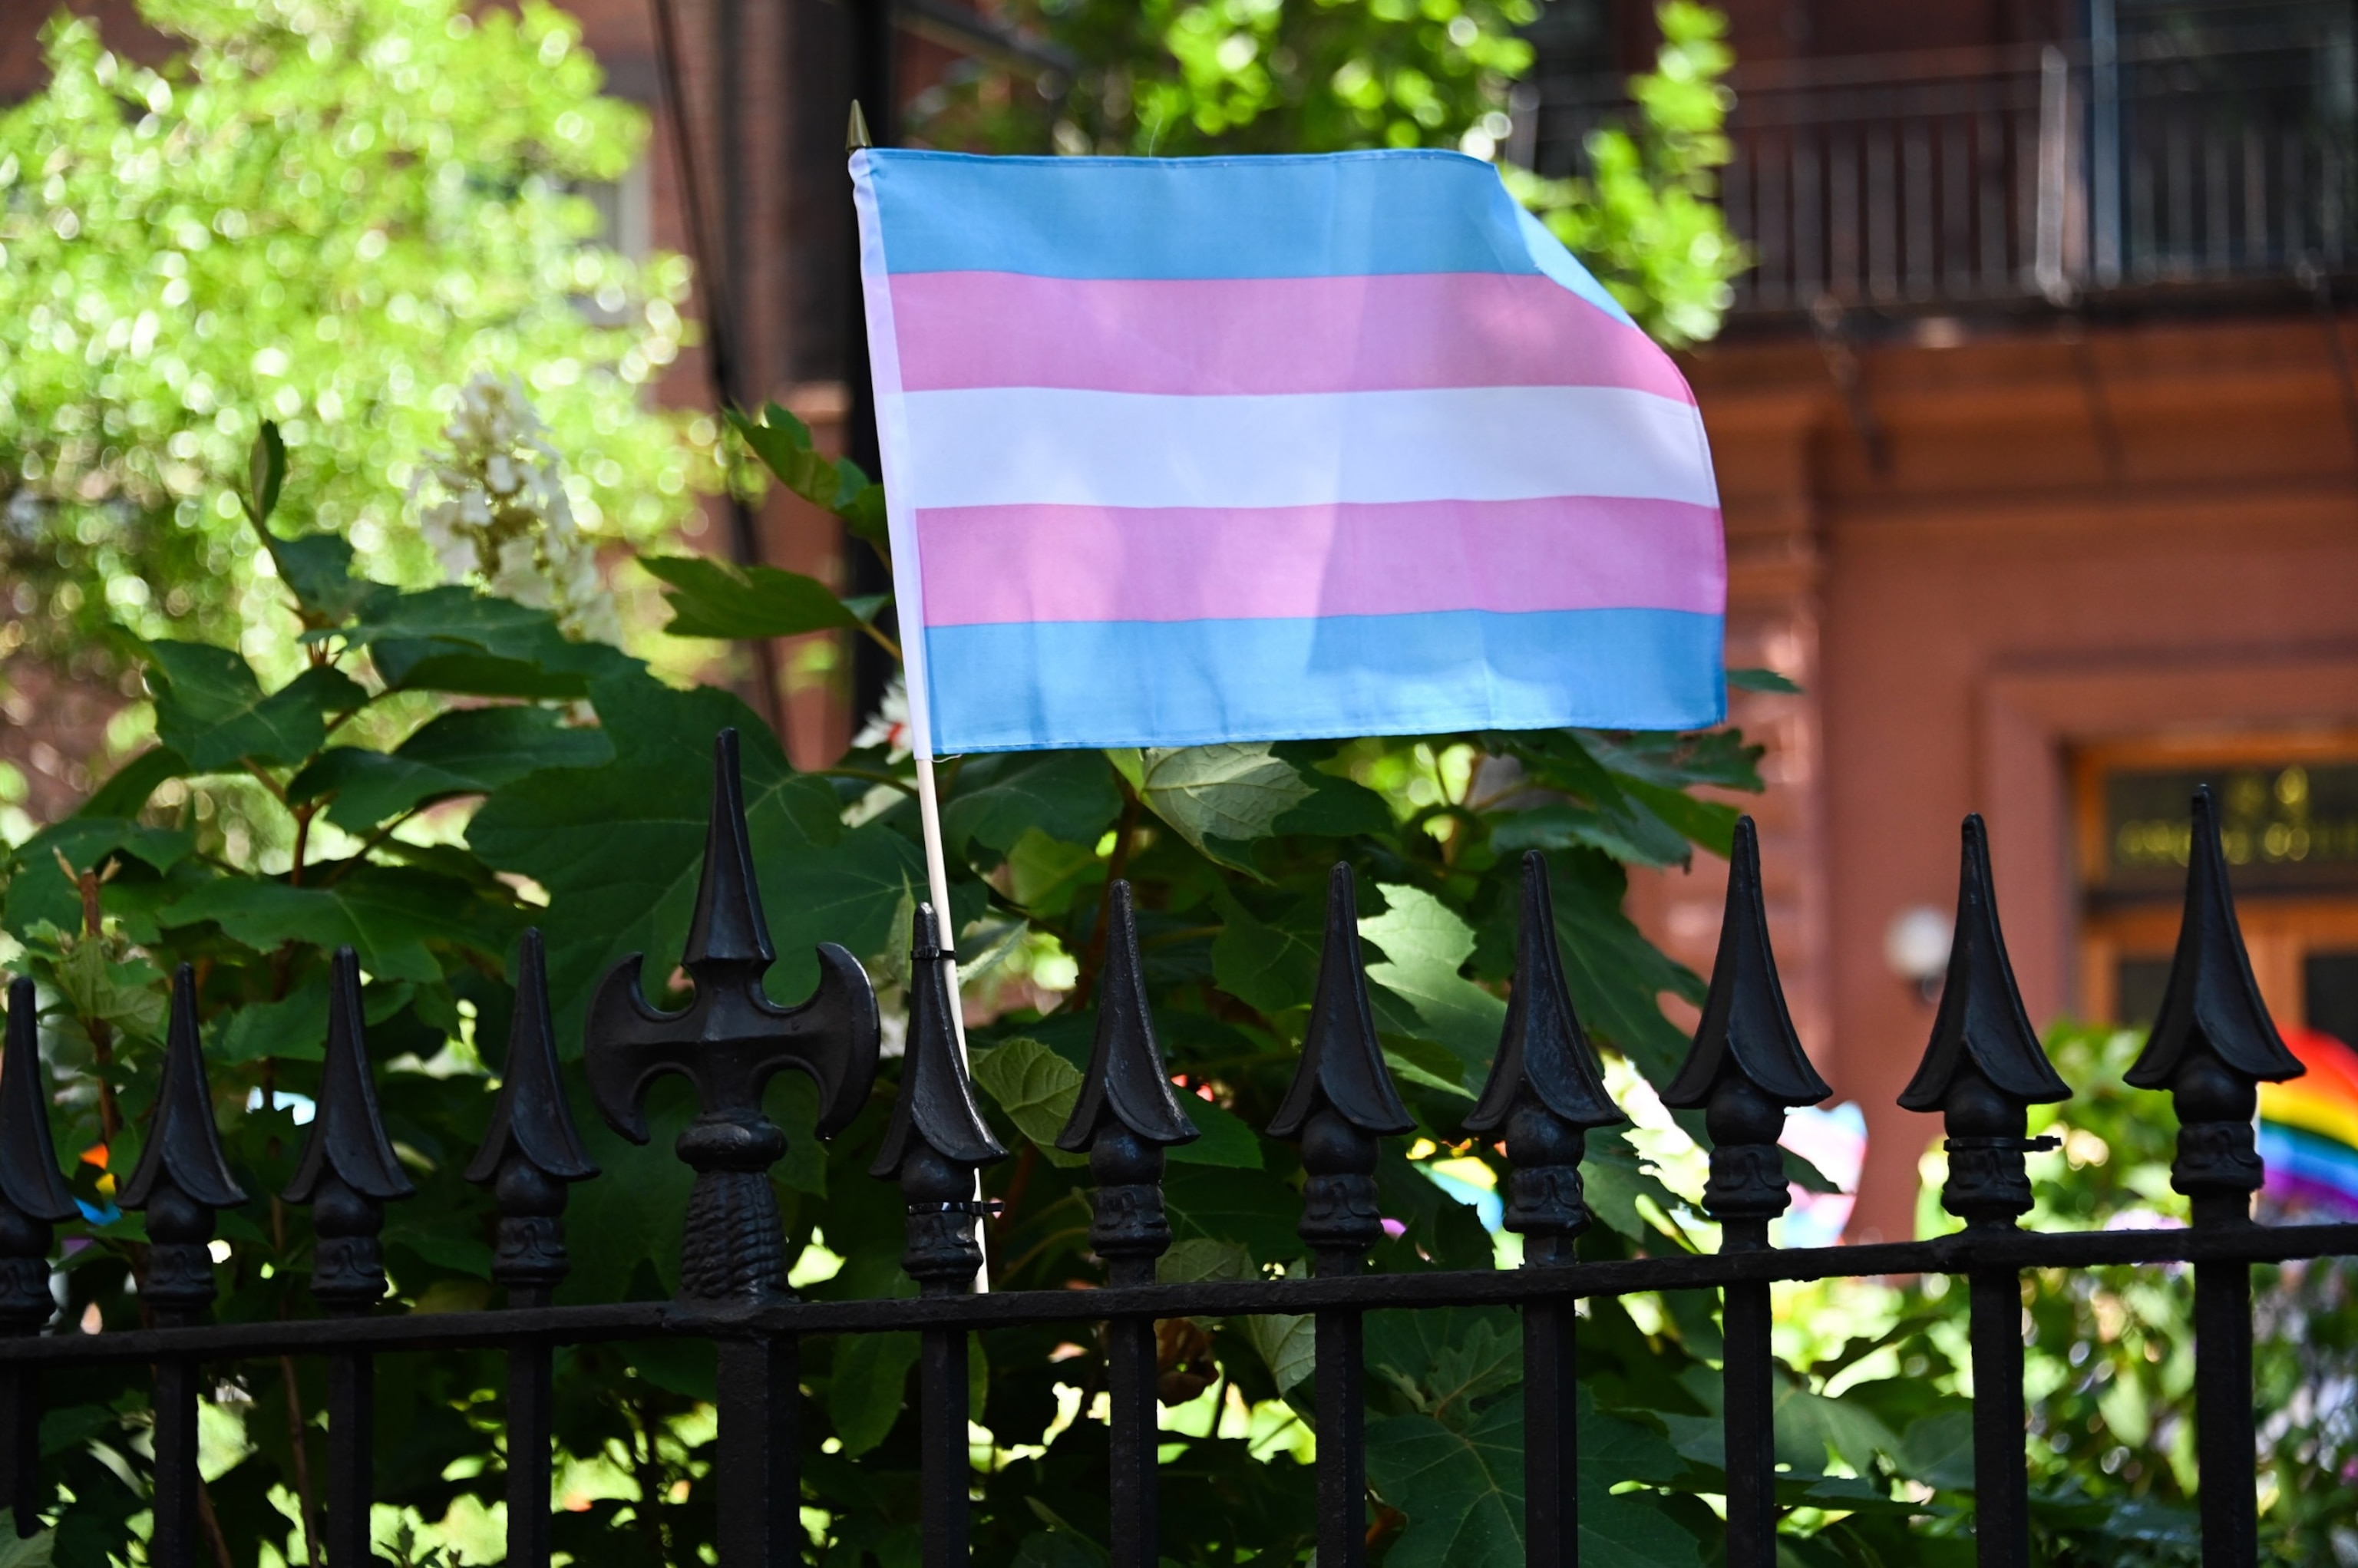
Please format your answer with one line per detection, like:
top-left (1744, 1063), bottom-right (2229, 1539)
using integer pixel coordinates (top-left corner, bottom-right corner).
top-left (1367, 1393), bottom-right (1706, 1568)
top-left (970, 1036), bottom-right (1086, 1168)
top-left (1163, 1165), bottom-right (1307, 1267)
top-left (1362, 883), bottom-right (1505, 1089)
top-left (335, 586), bottom-right (628, 698)
top-left (1118, 744), bottom-right (1313, 876)
top-left (640, 553), bottom-right (867, 640)
top-left (830, 1331), bottom-right (921, 1457)
top-left (1208, 886), bottom-right (1324, 1014)
top-left (145, 642), bottom-right (364, 771)
top-left (157, 867), bottom-right (515, 983)
top-left (1544, 852), bottom-right (1701, 1091)
top-left (289, 706), bottom-right (614, 831)
top-left (727, 401), bottom-right (888, 546)
top-left (942, 751), bottom-right (1121, 860)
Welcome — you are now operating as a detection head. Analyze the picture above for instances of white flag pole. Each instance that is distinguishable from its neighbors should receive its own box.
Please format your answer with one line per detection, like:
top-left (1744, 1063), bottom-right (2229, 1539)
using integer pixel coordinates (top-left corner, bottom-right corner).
top-left (849, 116), bottom-right (987, 1287)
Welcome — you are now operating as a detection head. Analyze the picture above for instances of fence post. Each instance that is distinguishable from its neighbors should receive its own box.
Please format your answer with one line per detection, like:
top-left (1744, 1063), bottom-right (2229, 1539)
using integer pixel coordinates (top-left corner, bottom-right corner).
top-left (1464, 852), bottom-right (1624, 1568)
top-left (1055, 880), bottom-right (1200, 1568)
top-left (286, 947), bottom-right (418, 1566)
top-left (1269, 866), bottom-right (1415, 1568)
top-left (466, 929), bottom-right (599, 1568)
top-left (1897, 816), bottom-right (2072, 1568)
top-left (1663, 819), bottom-right (1831, 1568)
top-left (585, 729), bottom-right (883, 1568)
top-left (0, 978), bottom-right (75, 1541)
top-left (2126, 787), bottom-right (2305, 1568)
top-left (121, 965), bottom-right (249, 1568)
top-left (875, 904), bottom-right (1009, 1568)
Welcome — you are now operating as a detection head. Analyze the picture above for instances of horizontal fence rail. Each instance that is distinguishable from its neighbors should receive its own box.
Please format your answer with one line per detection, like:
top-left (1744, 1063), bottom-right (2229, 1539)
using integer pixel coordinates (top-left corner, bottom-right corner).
top-left (0, 734), bottom-right (2345, 1568)
top-left (1534, 15), bottom-right (2358, 318)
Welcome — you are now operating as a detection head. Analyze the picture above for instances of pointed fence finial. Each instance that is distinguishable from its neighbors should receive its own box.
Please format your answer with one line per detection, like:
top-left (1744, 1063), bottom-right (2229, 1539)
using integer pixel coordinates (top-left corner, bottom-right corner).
top-left (1897, 815), bottom-right (2070, 1229)
top-left (283, 947), bottom-right (416, 1312)
top-left (0, 977), bottom-right (74, 1330)
top-left (466, 930), bottom-right (599, 1306)
top-left (121, 966), bottom-right (247, 1323)
top-left (587, 729), bottom-right (880, 1302)
top-left (2126, 786), bottom-right (2304, 1223)
top-left (1267, 865), bottom-right (1414, 1276)
top-left (1464, 852), bottom-right (1623, 1265)
top-left (1056, 882), bottom-right (1198, 1284)
top-left (1662, 818), bottom-right (1829, 1247)
top-left (873, 905), bottom-right (1007, 1293)
top-left (847, 99), bottom-right (874, 151)
top-left (682, 729), bottom-right (774, 973)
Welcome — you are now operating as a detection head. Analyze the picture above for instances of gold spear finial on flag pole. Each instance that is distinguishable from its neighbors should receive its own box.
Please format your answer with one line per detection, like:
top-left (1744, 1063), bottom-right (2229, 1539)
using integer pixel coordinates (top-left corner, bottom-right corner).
top-left (847, 100), bottom-right (874, 152)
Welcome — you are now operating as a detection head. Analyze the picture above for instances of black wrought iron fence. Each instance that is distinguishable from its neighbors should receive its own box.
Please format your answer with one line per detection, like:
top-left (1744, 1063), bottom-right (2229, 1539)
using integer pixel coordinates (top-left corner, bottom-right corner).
top-left (0, 732), bottom-right (2350, 1568)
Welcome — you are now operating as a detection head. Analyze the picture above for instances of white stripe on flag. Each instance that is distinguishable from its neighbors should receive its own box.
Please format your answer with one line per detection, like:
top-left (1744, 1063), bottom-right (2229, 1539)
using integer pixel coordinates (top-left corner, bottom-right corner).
top-left (893, 385), bottom-right (1719, 512)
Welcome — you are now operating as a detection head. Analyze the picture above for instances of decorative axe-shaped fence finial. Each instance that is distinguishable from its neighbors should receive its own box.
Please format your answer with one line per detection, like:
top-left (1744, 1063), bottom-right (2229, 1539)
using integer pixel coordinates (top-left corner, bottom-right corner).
top-left (1897, 815), bottom-right (2069, 1229)
top-left (466, 929), bottom-right (598, 1306)
top-left (121, 966), bottom-right (247, 1324)
top-left (588, 729), bottom-right (881, 1303)
top-left (1057, 881), bottom-right (1198, 1284)
top-left (1662, 818), bottom-right (1828, 1248)
top-left (873, 904), bottom-right (1006, 1293)
top-left (2126, 786), bottom-right (2304, 1224)
top-left (1465, 852), bottom-right (1623, 1266)
top-left (0, 978), bottom-right (74, 1330)
top-left (284, 947), bottom-right (416, 1312)
top-left (1268, 865), bottom-right (1414, 1276)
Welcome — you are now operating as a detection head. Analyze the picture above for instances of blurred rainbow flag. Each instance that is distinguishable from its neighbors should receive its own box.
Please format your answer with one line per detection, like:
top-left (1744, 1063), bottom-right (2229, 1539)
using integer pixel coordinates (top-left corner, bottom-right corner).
top-left (2259, 1027), bottom-right (2358, 1217)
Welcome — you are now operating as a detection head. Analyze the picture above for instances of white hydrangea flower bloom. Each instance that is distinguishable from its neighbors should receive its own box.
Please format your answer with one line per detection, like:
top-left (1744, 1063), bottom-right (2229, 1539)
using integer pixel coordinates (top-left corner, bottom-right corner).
top-left (408, 374), bottom-right (620, 644)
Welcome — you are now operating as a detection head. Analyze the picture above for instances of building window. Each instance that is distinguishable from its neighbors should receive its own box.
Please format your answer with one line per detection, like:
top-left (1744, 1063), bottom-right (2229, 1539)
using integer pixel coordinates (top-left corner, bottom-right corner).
top-left (2076, 738), bottom-right (2358, 1037)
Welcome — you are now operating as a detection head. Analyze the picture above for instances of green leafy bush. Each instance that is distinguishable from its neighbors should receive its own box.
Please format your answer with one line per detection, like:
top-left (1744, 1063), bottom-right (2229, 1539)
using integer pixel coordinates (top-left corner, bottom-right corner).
top-left (0, 0), bottom-right (712, 665)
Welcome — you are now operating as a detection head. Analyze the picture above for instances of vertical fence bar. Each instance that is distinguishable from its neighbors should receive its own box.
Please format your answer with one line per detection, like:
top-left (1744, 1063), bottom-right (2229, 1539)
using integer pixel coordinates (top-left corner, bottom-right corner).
top-left (877, 905), bottom-right (1009, 1568)
top-left (1105, 1314), bottom-right (1159, 1568)
top-left (325, 1349), bottom-right (375, 1567)
top-left (1661, 821), bottom-right (1830, 1568)
top-left (920, 1327), bottom-right (971, 1568)
top-left (2191, 1240), bottom-right (2258, 1568)
top-left (1315, 1308), bottom-right (1369, 1568)
top-left (467, 928), bottom-right (599, 1568)
top-left (1521, 1298), bottom-right (1578, 1568)
top-left (0, 977), bottom-right (75, 1542)
top-left (505, 1336), bottom-right (555, 1568)
top-left (2122, 788), bottom-right (2300, 1568)
top-left (1055, 880), bottom-right (1197, 1568)
top-left (717, 1335), bottom-right (802, 1567)
top-left (0, 1368), bottom-right (39, 1543)
top-left (1270, 867), bottom-right (1415, 1568)
top-left (1465, 852), bottom-right (1623, 1568)
top-left (1899, 817), bottom-right (2066, 1568)
top-left (1967, 1271), bottom-right (2029, 1568)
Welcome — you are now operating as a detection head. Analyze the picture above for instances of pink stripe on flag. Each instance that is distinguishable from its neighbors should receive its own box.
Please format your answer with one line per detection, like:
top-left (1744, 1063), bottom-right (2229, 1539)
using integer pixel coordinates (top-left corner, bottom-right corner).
top-left (889, 272), bottom-right (1694, 404)
top-left (916, 497), bottom-right (1726, 626)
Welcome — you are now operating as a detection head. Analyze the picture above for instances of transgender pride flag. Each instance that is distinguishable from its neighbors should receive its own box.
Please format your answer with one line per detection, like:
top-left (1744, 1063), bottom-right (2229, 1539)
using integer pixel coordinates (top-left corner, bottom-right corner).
top-left (850, 148), bottom-right (1726, 757)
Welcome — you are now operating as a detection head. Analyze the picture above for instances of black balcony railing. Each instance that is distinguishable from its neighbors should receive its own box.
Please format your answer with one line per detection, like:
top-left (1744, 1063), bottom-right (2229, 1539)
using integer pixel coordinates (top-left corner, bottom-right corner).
top-left (1532, 12), bottom-right (2358, 319)
top-left (0, 736), bottom-right (2349, 1568)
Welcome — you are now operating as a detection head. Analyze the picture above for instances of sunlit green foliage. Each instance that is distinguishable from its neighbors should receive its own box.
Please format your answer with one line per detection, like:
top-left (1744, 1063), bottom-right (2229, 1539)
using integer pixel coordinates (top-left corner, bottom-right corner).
top-left (0, 0), bottom-right (712, 665)
top-left (910, 1), bottom-right (1745, 346)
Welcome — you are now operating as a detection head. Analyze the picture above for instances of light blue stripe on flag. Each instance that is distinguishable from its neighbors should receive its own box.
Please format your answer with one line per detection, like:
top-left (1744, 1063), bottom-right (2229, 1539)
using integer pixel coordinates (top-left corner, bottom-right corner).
top-left (922, 608), bottom-right (1726, 754)
top-left (861, 149), bottom-right (1633, 325)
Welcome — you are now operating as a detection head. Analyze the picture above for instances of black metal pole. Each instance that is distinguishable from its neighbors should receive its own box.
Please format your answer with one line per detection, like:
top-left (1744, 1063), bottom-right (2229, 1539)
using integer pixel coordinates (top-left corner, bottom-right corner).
top-left (1522, 1297), bottom-right (1577, 1568)
top-left (0, 1365), bottom-right (38, 1540)
top-left (1314, 1306), bottom-right (1368, 1568)
top-left (151, 1356), bottom-right (200, 1568)
top-left (1967, 1269), bottom-right (2029, 1568)
top-left (1720, 1258), bottom-right (1776, 1568)
top-left (504, 1337), bottom-right (554, 1568)
top-left (715, 1335), bottom-right (800, 1568)
top-left (1105, 1313), bottom-right (1158, 1568)
top-left (325, 1348), bottom-right (374, 1566)
top-left (2192, 1198), bottom-right (2259, 1568)
top-left (920, 1325), bottom-right (969, 1568)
